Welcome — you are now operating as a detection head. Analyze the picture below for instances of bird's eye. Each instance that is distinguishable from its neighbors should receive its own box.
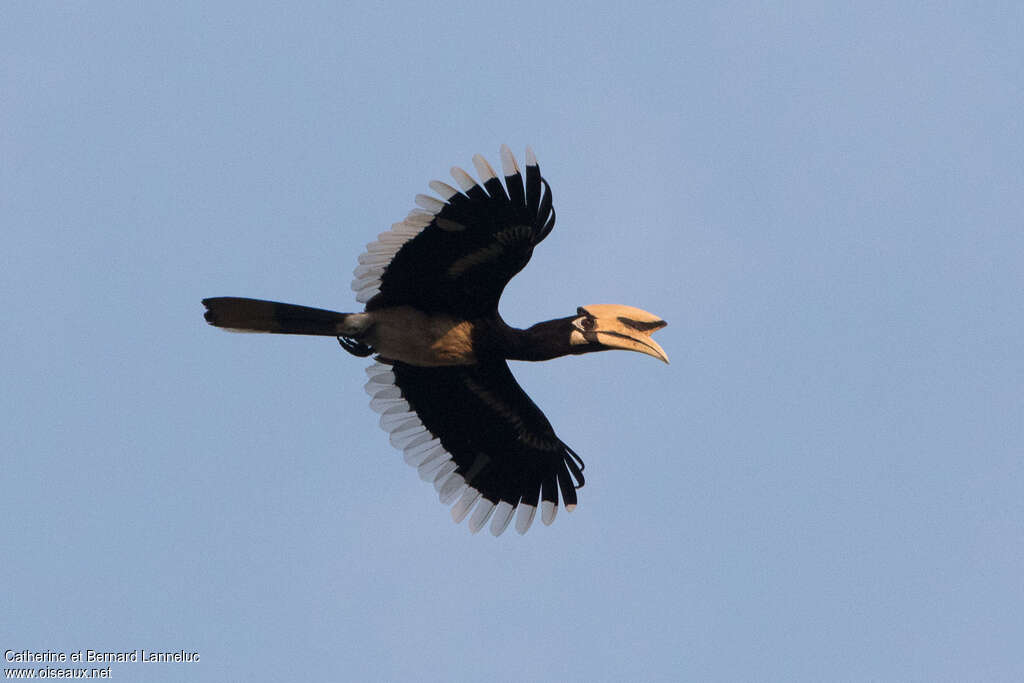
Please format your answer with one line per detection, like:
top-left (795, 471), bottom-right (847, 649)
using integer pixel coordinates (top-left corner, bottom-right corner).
top-left (579, 317), bottom-right (596, 331)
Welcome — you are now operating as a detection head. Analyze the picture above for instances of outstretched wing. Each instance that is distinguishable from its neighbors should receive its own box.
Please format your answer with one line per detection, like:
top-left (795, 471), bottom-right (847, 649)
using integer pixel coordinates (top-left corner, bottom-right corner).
top-left (363, 360), bottom-right (585, 536)
top-left (351, 146), bottom-right (556, 319)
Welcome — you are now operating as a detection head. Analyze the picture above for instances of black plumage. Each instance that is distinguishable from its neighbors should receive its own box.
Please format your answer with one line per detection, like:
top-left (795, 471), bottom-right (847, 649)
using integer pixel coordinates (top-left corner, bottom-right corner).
top-left (367, 154), bottom-right (554, 317)
top-left (391, 361), bottom-right (584, 519)
top-left (203, 146), bottom-right (666, 536)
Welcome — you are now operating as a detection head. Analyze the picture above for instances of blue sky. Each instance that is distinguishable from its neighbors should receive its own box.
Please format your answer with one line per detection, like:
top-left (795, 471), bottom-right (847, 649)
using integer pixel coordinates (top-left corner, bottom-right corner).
top-left (3, 2), bottom-right (1022, 681)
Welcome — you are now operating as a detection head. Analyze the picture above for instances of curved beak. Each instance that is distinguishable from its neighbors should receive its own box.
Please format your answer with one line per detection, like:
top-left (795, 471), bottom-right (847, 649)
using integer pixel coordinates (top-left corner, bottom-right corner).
top-left (579, 304), bottom-right (670, 364)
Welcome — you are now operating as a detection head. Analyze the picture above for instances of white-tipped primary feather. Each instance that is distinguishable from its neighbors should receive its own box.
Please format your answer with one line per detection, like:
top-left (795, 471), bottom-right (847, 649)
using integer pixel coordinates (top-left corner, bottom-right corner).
top-left (357, 251), bottom-right (393, 265)
top-left (368, 386), bottom-right (402, 401)
top-left (375, 231), bottom-right (408, 244)
top-left (366, 368), bottom-right (391, 382)
top-left (489, 501), bottom-right (515, 536)
top-left (405, 209), bottom-right (434, 226)
top-left (500, 144), bottom-right (519, 176)
top-left (358, 269), bottom-right (383, 285)
top-left (413, 442), bottom-right (446, 466)
top-left (398, 434), bottom-right (434, 457)
top-left (379, 412), bottom-right (418, 432)
top-left (364, 377), bottom-right (394, 395)
top-left (429, 180), bottom-right (458, 200)
top-left (515, 504), bottom-right (536, 535)
top-left (354, 277), bottom-right (381, 293)
top-left (414, 194), bottom-right (445, 213)
top-left (541, 500), bottom-right (557, 526)
top-left (450, 166), bottom-right (477, 192)
top-left (438, 474), bottom-right (466, 505)
top-left (432, 461), bottom-right (458, 490)
top-left (365, 362), bottom-right (390, 376)
top-left (525, 145), bottom-right (538, 167)
top-left (418, 453), bottom-right (450, 481)
top-left (365, 365), bottom-right (392, 379)
top-left (472, 154), bottom-right (497, 182)
top-left (378, 402), bottom-right (409, 416)
top-left (352, 271), bottom-right (381, 285)
top-left (390, 425), bottom-right (428, 449)
top-left (351, 277), bottom-right (380, 292)
top-left (370, 396), bottom-right (406, 414)
top-left (363, 242), bottom-right (394, 255)
top-left (390, 222), bottom-right (422, 236)
top-left (468, 499), bottom-right (496, 533)
top-left (451, 487), bottom-right (481, 523)
top-left (388, 417), bottom-right (425, 436)
top-left (404, 435), bottom-right (440, 453)
top-left (355, 287), bottom-right (381, 304)
top-left (403, 438), bottom-right (441, 466)
top-left (353, 263), bottom-right (378, 278)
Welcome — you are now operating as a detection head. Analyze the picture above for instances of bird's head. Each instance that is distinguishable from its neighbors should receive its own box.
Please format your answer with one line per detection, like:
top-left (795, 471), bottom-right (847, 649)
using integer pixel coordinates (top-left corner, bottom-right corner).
top-left (569, 304), bottom-right (669, 363)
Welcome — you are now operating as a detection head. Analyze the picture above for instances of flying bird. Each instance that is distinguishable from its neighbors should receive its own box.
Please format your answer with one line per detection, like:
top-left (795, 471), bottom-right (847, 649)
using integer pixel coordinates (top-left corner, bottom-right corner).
top-left (202, 146), bottom-right (668, 535)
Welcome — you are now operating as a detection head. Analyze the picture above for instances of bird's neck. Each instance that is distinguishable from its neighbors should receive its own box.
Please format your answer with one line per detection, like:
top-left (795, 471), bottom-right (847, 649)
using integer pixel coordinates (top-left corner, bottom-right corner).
top-left (499, 317), bottom-right (574, 362)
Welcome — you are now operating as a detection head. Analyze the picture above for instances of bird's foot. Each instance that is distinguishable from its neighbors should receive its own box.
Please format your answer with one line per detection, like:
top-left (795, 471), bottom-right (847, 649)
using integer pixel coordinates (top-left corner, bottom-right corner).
top-left (337, 336), bottom-right (374, 357)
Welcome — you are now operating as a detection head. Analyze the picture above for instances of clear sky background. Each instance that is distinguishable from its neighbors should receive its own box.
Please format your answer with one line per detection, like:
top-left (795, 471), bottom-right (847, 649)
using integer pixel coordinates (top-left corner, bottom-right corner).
top-left (3, 3), bottom-right (1022, 681)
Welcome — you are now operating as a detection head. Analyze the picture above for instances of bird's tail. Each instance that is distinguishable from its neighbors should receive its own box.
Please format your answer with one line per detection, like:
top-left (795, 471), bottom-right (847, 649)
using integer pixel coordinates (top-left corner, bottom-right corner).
top-left (202, 297), bottom-right (355, 336)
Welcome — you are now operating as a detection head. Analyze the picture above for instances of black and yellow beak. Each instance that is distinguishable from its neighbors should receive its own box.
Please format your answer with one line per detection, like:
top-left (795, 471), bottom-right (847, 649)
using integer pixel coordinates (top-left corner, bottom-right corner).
top-left (573, 304), bottom-right (669, 364)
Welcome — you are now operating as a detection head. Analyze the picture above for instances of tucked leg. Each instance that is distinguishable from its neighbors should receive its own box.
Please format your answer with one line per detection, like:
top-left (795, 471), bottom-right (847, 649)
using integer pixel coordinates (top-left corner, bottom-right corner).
top-left (338, 336), bottom-right (374, 357)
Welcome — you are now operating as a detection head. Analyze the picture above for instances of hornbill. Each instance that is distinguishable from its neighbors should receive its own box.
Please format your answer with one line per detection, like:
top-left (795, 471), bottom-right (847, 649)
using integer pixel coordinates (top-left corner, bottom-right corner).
top-left (202, 146), bottom-right (668, 536)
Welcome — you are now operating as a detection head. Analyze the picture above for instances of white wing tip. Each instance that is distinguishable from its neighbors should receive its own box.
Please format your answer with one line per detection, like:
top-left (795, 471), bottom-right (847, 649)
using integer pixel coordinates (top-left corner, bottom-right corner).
top-left (438, 474), bottom-right (466, 505)
top-left (452, 487), bottom-right (481, 524)
top-left (468, 499), bottom-right (496, 533)
top-left (515, 504), bottom-right (536, 534)
top-left (489, 501), bottom-right (515, 536)
top-left (431, 461), bottom-right (458, 490)
top-left (428, 180), bottom-right (458, 200)
top-left (450, 166), bottom-right (476, 192)
top-left (541, 500), bottom-right (557, 526)
top-left (414, 193), bottom-right (445, 213)
top-left (499, 144), bottom-right (519, 176)
top-left (525, 145), bottom-right (538, 167)
top-left (472, 154), bottom-right (497, 182)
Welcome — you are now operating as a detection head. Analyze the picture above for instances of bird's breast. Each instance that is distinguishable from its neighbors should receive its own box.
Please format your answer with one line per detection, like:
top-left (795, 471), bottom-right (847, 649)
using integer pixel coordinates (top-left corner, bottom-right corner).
top-left (366, 306), bottom-right (478, 367)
